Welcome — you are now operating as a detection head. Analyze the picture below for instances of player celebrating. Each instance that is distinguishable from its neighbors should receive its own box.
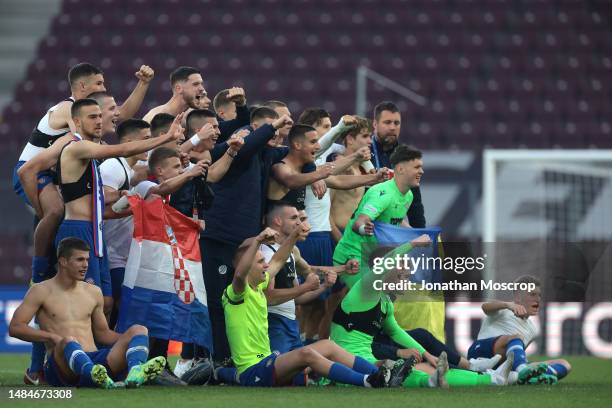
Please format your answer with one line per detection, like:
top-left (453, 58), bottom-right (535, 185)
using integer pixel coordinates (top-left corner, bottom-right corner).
top-left (9, 238), bottom-right (165, 388)
top-left (217, 227), bottom-right (409, 388)
top-left (330, 238), bottom-right (513, 388)
top-left (54, 99), bottom-right (180, 316)
top-left (263, 202), bottom-right (359, 353)
top-left (333, 145), bottom-right (423, 289)
top-left (468, 275), bottom-right (571, 384)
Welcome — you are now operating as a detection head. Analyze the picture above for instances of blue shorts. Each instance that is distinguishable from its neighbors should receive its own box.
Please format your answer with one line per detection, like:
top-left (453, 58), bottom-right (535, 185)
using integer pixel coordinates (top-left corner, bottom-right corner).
top-left (467, 336), bottom-right (502, 360)
top-left (268, 313), bottom-right (303, 354)
top-left (13, 160), bottom-right (55, 207)
top-left (110, 267), bottom-right (125, 301)
top-left (44, 348), bottom-right (112, 387)
top-left (55, 220), bottom-right (112, 296)
top-left (296, 231), bottom-right (334, 300)
top-left (238, 352), bottom-right (279, 387)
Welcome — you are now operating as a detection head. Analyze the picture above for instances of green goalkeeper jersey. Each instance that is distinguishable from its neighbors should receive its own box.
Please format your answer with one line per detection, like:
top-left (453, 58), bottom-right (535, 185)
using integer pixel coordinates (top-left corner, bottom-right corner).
top-left (333, 179), bottom-right (413, 288)
top-left (330, 278), bottom-right (425, 363)
top-left (222, 273), bottom-right (272, 374)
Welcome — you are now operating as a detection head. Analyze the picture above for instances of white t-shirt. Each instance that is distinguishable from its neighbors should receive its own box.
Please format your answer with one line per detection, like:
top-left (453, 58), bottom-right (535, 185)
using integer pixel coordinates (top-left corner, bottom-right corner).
top-left (261, 243), bottom-right (297, 320)
top-left (101, 158), bottom-right (135, 270)
top-left (304, 148), bottom-right (335, 232)
top-left (477, 309), bottom-right (540, 346)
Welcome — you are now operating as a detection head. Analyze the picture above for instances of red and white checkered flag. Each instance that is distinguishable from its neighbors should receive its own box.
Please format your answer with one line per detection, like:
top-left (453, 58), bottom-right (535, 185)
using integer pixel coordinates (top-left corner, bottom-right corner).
top-left (165, 225), bottom-right (195, 304)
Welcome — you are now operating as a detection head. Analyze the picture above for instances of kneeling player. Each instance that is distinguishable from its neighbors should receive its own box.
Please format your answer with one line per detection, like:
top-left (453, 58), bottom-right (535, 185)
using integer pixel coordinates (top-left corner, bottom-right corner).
top-left (218, 227), bottom-right (412, 388)
top-left (468, 276), bottom-right (571, 385)
top-left (9, 238), bottom-right (165, 388)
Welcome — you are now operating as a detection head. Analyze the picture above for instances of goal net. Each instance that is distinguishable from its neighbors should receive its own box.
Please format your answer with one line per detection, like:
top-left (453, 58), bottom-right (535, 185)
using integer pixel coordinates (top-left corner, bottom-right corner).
top-left (482, 150), bottom-right (612, 355)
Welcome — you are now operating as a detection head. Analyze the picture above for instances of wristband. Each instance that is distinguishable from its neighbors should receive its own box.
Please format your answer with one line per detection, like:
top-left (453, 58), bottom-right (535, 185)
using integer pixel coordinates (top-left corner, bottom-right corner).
top-left (358, 224), bottom-right (367, 235)
top-left (189, 134), bottom-right (201, 146)
top-left (226, 149), bottom-right (237, 158)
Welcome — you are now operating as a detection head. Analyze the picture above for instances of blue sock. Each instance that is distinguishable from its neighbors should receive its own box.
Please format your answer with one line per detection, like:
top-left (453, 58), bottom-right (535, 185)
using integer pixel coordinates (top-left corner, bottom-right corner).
top-left (32, 256), bottom-right (49, 283)
top-left (352, 356), bottom-right (378, 375)
top-left (63, 341), bottom-right (94, 386)
top-left (328, 363), bottom-right (367, 387)
top-left (126, 334), bottom-right (149, 371)
top-left (547, 363), bottom-right (568, 379)
top-left (29, 342), bottom-right (45, 373)
top-left (506, 338), bottom-right (528, 371)
top-left (217, 367), bottom-right (237, 384)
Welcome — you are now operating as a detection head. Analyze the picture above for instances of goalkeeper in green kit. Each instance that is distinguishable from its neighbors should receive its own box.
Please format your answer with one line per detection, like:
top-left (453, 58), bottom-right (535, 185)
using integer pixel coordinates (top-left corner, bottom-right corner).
top-left (330, 235), bottom-right (516, 388)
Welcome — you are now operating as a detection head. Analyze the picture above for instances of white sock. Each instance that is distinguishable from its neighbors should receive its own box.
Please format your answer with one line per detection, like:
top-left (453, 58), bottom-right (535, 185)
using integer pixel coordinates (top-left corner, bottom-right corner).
top-left (516, 363), bottom-right (527, 372)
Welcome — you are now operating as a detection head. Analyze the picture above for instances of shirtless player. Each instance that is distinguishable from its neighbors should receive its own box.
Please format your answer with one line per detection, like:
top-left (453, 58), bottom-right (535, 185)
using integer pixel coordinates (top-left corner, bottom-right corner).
top-left (9, 237), bottom-right (165, 388)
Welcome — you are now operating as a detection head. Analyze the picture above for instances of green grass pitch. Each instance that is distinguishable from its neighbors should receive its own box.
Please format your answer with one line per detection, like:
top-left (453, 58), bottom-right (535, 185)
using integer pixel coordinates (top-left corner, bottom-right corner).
top-left (1, 354), bottom-right (611, 408)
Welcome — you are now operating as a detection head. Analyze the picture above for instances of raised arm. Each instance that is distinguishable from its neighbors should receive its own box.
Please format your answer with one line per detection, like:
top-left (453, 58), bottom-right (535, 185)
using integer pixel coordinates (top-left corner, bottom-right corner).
top-left (326, 167), bottom-right (389, 190)
top-left (117, 66), bottom-right (154, 122)
top-left (237, 115), bottom-right (293, 159)
top-left (232, 228), bottom-right (279, 295)
top-left (149, 160), bottom-right (208, 196)
top-left (8, 285), bottom-right (60, 345)
top-left (207, 131), bottom-right (245, 183)
top-left (265, 273), bottom-right (323, 306)
top-left (482, 301), bottom-right (527, 317)
top-left (271, 162), bottom-right (334, 190)
top-left (316, 115), bottom-right (355, 156)
top-left (266, 224), bottom-right (307, 279)
top-left (71, 113), bottom-right (183, 161)
top-left (218, 87), bottom-right (250, 142)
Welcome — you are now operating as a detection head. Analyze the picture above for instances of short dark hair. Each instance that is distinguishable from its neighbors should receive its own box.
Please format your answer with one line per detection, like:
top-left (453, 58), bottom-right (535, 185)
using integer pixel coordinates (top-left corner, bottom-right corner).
top-left (57, 237), bottom-right (90, 260)
top-left (150, 113), bottom-right (175, 137)
top-left (373, 101), bottom-right (400, 121)
top-left (262, 100), bottom-right (287, 109)
top-left (186, 109), bottom-right (216, 135)
top-left (389, 144), bottom-right (422, 167)
top-left (250, 106), bottom-right (279, 124)
top-left (68, 63), bottom-right (103, 87)
top-left (170, 66), bottom-right (200, 86)
top-left (265, 200), bottom-right (297, 226)
top-left (288, 124), bottom-right (317, 145)
top-left (71, 98), bottom-right (99, 118)
top-left (213, 89), bottom-right (232, 112)
top-left (117, 119), bottom-right (150, 141)
top-left (148, 147), bottom-right (179, 173)
top-left (86, 91), bottom-right (112, 106)
top-left (297, 108), bottom-right (330, 127)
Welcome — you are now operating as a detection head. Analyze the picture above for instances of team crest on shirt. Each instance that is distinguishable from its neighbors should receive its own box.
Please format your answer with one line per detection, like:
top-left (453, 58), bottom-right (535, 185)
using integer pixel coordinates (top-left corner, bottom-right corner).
top-left (379, 191), bottom-right (386, 197)
top-left (218, 265), bottom-right (228, 275)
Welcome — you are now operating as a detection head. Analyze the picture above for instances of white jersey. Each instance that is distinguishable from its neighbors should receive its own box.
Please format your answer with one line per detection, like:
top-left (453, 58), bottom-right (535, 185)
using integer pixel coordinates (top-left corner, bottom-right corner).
top-left (18, 97), bottom-right (74, 162)
top-left (477, 309), bottom-right (540, 346)
top-left (261, 243), bottom-right (297, 320)
top-left (101, 157), bottom-right (135, 270)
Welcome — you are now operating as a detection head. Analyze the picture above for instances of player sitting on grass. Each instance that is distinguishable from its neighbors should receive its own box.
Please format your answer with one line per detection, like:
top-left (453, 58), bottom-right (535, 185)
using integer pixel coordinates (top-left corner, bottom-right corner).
top-left (468, 275), bottom-right (571, 385)
top-left (330, 237), bottom-right (514, 388)
top-left (216, 226), bottom-right (413, 388)
top-left (9, 237), bottom-right (165, 389)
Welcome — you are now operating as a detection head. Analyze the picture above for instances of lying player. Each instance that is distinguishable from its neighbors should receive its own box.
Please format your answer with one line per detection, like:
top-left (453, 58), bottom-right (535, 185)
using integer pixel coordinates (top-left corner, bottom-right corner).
top-left (217, 226), bottom-right (412, 388)
top-left (468, 275), bottom-right (571, 385)
top-left (9, 237), bottom-right (165, 388)
top-left (330, 238), bottom-right (514, 388)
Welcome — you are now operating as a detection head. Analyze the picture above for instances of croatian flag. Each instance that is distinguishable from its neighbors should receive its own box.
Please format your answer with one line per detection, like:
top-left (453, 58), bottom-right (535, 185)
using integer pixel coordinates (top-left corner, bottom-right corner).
top-left (116, 196), bottom-right (212, 351)
top-left (373, 222), bottom-right (442, 284)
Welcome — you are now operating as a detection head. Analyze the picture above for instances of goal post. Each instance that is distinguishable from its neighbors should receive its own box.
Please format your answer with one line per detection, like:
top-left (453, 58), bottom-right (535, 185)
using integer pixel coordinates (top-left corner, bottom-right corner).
top-left (482, 149), bottom-right (612, 303)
